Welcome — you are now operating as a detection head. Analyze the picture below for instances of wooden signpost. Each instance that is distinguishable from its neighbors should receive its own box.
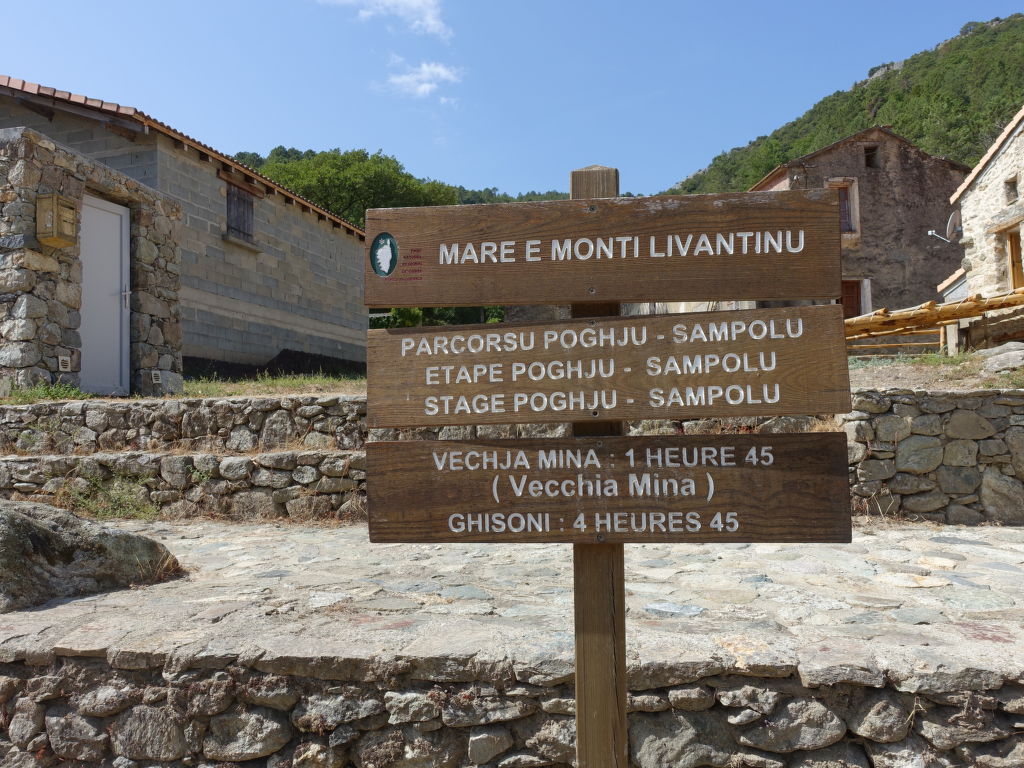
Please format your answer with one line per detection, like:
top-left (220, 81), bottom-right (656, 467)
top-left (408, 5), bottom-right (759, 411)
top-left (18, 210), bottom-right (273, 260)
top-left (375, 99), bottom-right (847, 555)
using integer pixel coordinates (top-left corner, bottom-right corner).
top-left (364, 188), bottom-right (841, 307)
top-left (368, 433), bottom-right (850, 544)
top-left (367, 304), bottom-right (850, 427)
top-left (363, 165), bottom-right (851, 767)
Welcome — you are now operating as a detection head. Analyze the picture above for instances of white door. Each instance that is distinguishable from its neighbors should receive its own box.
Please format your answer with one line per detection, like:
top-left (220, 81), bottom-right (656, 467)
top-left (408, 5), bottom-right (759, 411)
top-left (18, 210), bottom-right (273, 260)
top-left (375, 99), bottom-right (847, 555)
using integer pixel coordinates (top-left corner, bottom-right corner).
top-left (79, 195), bottom-right (130, 395)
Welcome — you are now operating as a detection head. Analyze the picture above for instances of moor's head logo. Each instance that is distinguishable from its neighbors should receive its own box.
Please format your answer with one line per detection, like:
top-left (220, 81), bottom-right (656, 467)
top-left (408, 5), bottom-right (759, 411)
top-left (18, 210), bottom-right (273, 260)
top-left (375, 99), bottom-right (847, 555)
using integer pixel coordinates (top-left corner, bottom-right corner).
top-left (371, 233), bottom-right (399, 277)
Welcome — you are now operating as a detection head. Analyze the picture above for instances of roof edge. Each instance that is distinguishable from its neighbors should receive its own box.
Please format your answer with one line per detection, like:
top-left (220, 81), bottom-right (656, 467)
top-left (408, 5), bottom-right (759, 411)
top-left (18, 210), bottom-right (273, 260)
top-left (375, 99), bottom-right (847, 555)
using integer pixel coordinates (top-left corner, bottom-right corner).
top-left (0, 75), bottom-right (365, 239)
top-left (750, 125), bottom-right (970, 192)
top-left (950, 102), bottom-right (1024, 205)
top-left (936, 267), bottom-right (966, 293)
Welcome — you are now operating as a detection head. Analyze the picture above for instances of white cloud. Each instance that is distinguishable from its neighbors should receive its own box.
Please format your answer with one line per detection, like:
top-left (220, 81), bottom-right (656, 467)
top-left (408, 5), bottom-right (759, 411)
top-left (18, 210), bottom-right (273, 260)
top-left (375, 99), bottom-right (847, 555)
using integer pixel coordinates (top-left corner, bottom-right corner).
top-left (388, 61), bottom-right (460, 97)
top-left (320, 0), bottom-right (451, 39)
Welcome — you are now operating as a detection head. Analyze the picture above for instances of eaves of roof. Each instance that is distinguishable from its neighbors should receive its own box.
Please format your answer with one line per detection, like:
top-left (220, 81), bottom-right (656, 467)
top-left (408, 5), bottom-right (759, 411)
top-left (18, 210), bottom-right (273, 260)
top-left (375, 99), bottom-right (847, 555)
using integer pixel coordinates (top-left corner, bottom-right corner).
top-left (950, 102), bottom-right (1024, 205)
top-left (0, 75), bottom-right (365, 240)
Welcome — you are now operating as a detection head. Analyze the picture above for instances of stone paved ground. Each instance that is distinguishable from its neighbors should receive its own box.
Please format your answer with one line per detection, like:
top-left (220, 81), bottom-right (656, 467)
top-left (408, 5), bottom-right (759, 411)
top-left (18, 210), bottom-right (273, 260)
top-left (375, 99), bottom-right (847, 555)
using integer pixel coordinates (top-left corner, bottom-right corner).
top-left (5, 519), bottom-right (1024, 691)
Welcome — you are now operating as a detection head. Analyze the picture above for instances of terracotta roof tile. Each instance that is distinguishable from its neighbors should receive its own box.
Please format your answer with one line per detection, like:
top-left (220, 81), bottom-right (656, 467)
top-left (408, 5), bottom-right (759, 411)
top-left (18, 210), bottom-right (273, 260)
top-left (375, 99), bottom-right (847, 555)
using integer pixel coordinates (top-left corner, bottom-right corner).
top-left (0, 73), bottom-right (363, 237)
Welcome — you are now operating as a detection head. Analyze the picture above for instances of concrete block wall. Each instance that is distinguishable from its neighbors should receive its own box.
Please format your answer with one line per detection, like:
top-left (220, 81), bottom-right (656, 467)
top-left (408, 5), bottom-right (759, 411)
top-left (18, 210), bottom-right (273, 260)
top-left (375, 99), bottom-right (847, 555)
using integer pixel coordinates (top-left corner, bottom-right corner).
top-left (0, 99), bottom-right (157, 184)
top-left (0, 95), bottom-right (367, 372)
top-left (156, 136), bottom-right (366, 367)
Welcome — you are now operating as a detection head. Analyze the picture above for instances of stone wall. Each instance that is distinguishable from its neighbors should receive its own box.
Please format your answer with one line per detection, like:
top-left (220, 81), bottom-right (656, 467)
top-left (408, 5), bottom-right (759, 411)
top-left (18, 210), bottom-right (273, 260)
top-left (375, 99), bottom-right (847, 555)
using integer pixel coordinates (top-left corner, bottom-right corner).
top-left (0, 394), bottom-right (367, 455)
top-left (4, 388), bottom-right (1024, 525)
top-left (1, 654), bottom-right (1021, 767)
top-left (844, 389), bottom-right (1024, 524)
top-left (0, 127), bottom-right (182, 395)
top-left (0, 449), bottom-right (365, 521)
top-left (156, 134), bottom-right (367, 367)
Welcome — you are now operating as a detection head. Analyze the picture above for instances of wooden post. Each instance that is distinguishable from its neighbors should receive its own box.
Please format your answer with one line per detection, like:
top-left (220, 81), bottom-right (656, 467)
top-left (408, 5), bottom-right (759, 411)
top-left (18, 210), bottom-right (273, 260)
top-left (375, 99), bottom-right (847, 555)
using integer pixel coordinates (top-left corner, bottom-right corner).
top-left (570, 165), bottom-right (628, 767)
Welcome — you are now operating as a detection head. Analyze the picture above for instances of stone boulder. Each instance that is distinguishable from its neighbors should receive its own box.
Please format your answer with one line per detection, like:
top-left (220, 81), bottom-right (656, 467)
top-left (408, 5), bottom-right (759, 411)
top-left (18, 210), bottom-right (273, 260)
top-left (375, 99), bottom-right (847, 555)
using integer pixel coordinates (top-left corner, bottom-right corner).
top-left (0, 500), bottom-right (180, 612)
top-left (980, 469), bottom-right (1024, 524)
top-left (980, 341), bottom-right (1024, 374)
top-left (975, 341), bottom-right (1024, 358)
top-left (974, 342), bottom-right (1024, 374)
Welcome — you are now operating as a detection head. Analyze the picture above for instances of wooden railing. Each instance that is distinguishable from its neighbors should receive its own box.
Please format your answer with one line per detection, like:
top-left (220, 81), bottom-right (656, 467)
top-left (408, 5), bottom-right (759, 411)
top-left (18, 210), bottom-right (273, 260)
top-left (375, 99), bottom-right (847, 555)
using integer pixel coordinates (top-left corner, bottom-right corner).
top-left (844, 288), bottom-right (1024, 354)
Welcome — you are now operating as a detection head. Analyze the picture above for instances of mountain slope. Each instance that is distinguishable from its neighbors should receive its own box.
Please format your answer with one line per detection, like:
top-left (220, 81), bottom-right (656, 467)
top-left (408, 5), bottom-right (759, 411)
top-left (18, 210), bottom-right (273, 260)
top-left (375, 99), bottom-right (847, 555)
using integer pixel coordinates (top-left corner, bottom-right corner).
top-left (665, 15), bottom-right (1024, 195)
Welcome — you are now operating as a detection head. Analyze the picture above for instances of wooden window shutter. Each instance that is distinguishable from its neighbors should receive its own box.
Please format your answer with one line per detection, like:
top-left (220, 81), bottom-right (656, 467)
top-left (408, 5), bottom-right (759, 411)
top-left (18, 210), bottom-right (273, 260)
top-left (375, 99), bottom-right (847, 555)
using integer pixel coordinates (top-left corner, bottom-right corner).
top-left (227, 184), bottom-right (255, 242)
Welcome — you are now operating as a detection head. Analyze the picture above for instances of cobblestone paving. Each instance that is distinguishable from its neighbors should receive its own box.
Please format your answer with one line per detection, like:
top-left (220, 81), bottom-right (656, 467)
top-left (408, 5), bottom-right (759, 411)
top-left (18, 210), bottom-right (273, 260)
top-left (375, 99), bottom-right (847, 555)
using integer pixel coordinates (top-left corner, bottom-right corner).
top-left (4, 519), bottom-right (1024, 689)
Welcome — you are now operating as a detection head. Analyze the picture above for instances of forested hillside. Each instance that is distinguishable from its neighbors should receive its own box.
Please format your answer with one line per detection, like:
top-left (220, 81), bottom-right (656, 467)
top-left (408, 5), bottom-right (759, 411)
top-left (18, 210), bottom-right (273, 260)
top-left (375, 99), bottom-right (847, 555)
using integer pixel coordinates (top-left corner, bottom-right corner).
top-left (238, 16), bottom-right (1024, 222)
top-left (665, 15), bottom-right (1024, 195)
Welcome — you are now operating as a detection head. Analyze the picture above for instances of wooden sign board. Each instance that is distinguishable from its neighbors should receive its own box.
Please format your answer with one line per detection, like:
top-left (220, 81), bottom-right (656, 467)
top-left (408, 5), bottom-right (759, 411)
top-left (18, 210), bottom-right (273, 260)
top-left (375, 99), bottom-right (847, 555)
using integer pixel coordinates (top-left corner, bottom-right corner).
top-left (367, 304), bottom-right (851, 427)
top-left (364, 189), bottom-right (840, 307)
top-left (368, 434), bottom-right (850, 544)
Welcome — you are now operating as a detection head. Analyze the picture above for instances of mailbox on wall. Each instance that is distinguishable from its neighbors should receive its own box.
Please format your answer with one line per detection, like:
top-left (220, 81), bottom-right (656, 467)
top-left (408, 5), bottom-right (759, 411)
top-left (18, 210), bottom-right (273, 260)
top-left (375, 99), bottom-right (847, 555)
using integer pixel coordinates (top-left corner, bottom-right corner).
top-left (36, 194), bottom-right (78, 248)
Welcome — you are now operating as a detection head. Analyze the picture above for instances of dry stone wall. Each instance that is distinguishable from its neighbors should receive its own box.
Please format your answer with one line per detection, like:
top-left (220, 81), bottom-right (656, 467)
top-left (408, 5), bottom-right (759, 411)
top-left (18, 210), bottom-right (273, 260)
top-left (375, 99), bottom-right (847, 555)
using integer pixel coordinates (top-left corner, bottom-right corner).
top-left (3, 388), bottom-right (1024, 524)
top-left (1, 654), bottom-right (1021, 767)
top-left (844, 389), bottom-right (1024, 525)
top-left (0, 449), bottom-right (365, 521)
top-left (0, 395), bottom-right (367, 455)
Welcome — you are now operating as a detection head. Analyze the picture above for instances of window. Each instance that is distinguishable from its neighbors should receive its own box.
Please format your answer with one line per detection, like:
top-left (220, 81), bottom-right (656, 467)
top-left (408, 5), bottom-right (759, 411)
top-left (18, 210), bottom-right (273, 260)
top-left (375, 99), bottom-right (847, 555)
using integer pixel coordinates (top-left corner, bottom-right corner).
top-left (837, 186), bottom-right (855, 232)
top-left (227, 184), bottom-right (255, 243)
top-left (864, 146), bottom-right (880, 168)
top-left (1005, 176), bottom-right (1019, 204)
top-left (825, 178), bottom-right (858, 236)
top-left (1008, 231), bottom-right (1023, 290)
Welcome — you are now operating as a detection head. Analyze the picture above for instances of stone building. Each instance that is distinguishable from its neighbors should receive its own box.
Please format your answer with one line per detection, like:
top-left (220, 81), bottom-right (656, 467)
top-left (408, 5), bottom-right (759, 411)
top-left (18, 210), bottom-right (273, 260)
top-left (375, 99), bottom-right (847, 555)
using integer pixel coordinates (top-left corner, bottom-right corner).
top-left (0, 75), bottom-right (366, 396)
top-left (949, 103), bottom-right (1024, 347)
top-left (748, 127), bottom-right (969, 319)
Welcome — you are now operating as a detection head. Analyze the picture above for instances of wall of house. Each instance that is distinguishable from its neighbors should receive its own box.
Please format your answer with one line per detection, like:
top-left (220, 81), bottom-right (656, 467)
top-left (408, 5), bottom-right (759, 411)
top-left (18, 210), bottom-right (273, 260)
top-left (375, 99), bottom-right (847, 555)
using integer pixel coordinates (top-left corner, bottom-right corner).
top-left (0, 97), bottom-right (157, 185)
top-left (785, 134), bottom-right (966, 312)
top-left (958, 122), bottom-right (1024, 347)
top-left (0, 127), bottom-right (182, 395)
top-left (0, 96), bottom-right (368, 370)
top-left (155, 135), bottom-right (366, 367)
top-left (960, 123), bottom-right (1024, 297)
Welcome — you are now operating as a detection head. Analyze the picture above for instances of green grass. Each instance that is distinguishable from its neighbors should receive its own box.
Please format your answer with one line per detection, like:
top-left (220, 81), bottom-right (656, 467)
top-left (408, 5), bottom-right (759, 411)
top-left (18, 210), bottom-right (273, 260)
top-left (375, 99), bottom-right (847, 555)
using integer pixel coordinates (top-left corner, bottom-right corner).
top-left (2, 381), bottom-right (91, 405)
top-left (848, 352), bottom-right (973, 370)
top-left (183, 370), bottom-right (366, 398)
top-left (995, 370), bottom-right (1024, 389)
top-left (56, 475), bottom-right (160, 521)
top-left (847, 356), bottom-right (900, 370)
top-left (905, 352), bottom-right (973, 367)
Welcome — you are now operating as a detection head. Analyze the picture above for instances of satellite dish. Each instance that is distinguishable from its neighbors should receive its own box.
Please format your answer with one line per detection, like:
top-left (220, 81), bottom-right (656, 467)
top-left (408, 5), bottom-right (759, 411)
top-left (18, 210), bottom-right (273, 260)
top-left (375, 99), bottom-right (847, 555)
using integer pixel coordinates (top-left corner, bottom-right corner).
top-left (945, 209), bottom-right (962, 242)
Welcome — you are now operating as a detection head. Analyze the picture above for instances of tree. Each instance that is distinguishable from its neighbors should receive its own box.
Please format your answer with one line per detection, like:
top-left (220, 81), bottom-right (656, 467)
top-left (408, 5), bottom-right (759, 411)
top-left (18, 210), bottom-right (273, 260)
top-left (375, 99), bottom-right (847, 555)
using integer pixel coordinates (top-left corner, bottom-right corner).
top-left (233, 147), bottom-right (458, 228)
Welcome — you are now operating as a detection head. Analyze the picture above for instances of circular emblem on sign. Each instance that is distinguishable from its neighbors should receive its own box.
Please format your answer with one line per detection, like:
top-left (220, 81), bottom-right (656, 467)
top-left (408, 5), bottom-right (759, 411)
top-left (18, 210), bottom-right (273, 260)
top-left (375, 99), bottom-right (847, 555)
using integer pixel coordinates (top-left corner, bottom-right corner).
top-left (370, 232), bottom-right (399, 277)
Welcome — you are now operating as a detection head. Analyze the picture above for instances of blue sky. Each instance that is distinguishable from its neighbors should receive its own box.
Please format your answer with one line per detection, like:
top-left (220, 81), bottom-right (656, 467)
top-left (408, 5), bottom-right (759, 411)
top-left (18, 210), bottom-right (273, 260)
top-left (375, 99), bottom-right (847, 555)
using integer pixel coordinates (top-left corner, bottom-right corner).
top-left (4, 1), bottom-right (1023, 195)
